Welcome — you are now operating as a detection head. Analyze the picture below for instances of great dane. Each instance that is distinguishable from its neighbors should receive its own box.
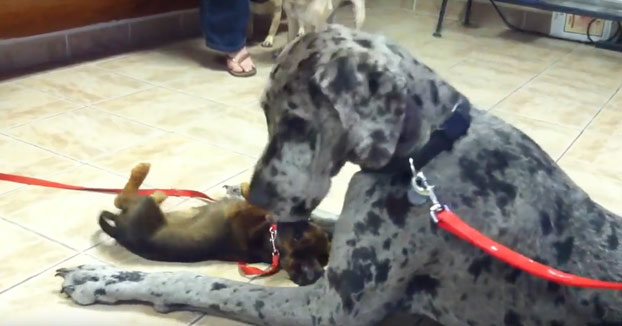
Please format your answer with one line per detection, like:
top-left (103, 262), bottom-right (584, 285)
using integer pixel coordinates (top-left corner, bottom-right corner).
top-left (57, 25), bottom-right (622, 325)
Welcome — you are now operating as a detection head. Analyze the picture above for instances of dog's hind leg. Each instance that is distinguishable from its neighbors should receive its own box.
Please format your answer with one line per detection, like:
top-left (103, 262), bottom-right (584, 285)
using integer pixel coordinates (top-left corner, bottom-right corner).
top-left (114, 163), bottom-right (151, 209)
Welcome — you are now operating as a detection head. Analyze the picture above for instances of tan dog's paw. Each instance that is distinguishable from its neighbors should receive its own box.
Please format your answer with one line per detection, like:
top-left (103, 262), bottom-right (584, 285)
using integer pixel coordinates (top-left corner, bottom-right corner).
top-left (262, 36), bottom-right (274, 48)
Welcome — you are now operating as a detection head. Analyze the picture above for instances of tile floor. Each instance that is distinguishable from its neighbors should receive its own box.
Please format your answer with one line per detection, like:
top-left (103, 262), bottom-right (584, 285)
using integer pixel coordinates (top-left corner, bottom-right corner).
top-left (1, 6), bottom-right (622, 326)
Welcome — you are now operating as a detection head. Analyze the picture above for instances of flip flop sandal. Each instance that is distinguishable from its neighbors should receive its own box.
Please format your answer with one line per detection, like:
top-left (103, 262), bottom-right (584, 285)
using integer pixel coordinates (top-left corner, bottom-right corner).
top-left (227, 52), bottom-right (257, 78)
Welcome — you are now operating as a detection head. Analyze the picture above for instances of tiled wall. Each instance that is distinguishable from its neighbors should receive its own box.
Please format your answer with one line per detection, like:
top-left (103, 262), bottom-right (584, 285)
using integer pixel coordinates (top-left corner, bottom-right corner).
top-left (0, 9), bottom-right (201, 75)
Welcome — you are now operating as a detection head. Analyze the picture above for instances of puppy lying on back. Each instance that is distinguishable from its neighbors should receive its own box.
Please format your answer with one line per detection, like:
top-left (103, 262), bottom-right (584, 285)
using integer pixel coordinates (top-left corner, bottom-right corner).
top-left (98, 163), bottom-right (331, 286)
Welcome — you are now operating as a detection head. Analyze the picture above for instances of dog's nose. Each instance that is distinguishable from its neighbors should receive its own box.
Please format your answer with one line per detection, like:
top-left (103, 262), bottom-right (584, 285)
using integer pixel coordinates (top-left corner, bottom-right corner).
top-left (296, 266), bottom-right (324, 286)
top-left (248, 178), bottom-right (273, 209)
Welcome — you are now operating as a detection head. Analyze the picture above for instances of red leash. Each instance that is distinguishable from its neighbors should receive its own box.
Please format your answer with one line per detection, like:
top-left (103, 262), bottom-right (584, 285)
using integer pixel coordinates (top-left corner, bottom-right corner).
top-left (436, 209), bottom-right (622, 289)
top-left (237, 224), bottom-right (281, 277)
top-left (411, 169), bottom-right (622, 290)
top-left (0, 172), bottom-right (280, 277)
top-left (0, 172), bottom-right (216, 201)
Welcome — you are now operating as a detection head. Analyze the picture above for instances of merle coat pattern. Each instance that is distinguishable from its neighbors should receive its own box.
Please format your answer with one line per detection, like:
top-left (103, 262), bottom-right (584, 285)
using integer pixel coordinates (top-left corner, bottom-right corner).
top-left (57, 25), bottom-right (622, 325)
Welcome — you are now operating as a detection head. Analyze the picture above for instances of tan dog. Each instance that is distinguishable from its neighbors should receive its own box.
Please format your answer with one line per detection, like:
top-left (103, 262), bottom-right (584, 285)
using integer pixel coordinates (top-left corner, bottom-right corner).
top-left (99, 163), bottom-right (331, 286)
top-left (283, 0), bottom-right (365, 43)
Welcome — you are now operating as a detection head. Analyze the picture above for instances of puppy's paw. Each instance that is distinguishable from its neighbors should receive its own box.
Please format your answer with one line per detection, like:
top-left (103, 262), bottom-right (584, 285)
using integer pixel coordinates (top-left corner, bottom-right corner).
top-left (223, 184), bottom-right (243, 199)
top-left (131, 163), bottom-right (151, 180)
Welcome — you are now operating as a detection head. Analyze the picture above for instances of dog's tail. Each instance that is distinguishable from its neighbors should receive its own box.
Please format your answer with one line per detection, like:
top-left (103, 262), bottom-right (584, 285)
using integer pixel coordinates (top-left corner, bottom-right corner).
top-left (327, 0), bottom-right (366, 29)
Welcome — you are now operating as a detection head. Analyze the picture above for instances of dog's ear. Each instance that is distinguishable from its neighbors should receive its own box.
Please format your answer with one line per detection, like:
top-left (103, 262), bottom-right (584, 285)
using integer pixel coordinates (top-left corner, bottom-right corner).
top-left (311, 56), bottom-right (411, 169)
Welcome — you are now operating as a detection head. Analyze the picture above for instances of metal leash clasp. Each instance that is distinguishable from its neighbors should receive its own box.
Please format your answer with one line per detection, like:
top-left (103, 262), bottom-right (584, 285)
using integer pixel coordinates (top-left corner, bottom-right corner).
top-left (409, 158), bottom-right (446, 223)
top-left (269, 225), bottom-right (279, 256)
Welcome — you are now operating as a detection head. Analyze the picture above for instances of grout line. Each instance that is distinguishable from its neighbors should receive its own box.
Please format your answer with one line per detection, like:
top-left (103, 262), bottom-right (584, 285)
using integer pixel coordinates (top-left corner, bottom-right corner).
top-left (188, 314), bottom-right (206, 326)
top-left (4, 105), bottom-right (86, 130)
top-left (0, 215), bottom-right (79, 252)
top-left (487, 49), bottom-right (574, 112)
top-left (1, 132), bottom-right (84, 163)
top-left (0, 252), bottom-right (81, 296)
top-left (88, 105), bottom-right (261, 160)
top-left (555, 80), bottom-right (622, 163)
top-left (89, 64), bottom-right (266, 109)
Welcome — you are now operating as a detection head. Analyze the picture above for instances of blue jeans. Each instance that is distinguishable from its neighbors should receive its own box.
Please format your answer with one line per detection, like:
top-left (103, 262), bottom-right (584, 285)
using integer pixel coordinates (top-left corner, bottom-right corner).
top-left (200, 0), bottom-right (250, 53)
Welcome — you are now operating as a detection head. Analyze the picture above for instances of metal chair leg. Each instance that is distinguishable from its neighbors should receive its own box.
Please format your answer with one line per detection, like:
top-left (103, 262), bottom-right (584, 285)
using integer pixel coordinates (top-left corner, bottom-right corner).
top-left (434, 0), bottom-right (449, 37)
top-left (463, 0), bottom-right (473, 26)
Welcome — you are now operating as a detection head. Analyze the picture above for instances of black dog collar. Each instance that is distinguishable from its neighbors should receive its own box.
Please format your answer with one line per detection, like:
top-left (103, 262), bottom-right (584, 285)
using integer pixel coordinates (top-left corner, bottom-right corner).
top-left (366, 101), bottom-right (472, 174)
top-left (410, 101), bottom-right (471, 171)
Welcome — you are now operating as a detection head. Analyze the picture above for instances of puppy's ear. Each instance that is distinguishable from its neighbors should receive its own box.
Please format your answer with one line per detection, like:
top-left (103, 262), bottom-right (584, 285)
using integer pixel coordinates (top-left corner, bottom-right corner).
top-left (311, 56), bottom-right (411, 169)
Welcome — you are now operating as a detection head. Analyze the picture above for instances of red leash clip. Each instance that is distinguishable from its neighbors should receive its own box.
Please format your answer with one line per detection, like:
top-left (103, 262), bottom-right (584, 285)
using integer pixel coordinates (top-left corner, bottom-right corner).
top-left (410, 160), bottom-right (622, 290)
top-left (237, 224), bottom-right (281, 277)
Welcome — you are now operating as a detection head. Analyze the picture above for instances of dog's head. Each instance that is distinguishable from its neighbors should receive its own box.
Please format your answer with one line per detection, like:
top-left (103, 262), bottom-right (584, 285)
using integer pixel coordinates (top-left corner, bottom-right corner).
top-left (249, 26), bottom-right (460, 222)
top-left (277, 221), bottom-right (330, 286)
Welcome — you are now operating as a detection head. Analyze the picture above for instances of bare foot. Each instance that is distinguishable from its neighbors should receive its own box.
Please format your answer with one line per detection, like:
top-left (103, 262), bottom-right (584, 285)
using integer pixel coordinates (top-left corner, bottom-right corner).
top-left (227, 47), bottom-right (256, 77)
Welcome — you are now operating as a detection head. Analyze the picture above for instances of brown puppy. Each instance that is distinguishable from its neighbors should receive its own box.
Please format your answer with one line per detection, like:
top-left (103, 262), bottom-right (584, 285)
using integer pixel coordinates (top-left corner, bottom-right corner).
top-left (99, 163), bottom-right (330, 286)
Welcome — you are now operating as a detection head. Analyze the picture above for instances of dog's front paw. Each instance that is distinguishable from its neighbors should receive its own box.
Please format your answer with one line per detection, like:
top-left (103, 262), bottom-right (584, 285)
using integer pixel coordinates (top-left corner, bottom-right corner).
top-left (223, 184), bottom-right (243, 199)
top-left (56, 264), bottom-right (120, 306)
top-left (261, 36), bottom-right (274, 48)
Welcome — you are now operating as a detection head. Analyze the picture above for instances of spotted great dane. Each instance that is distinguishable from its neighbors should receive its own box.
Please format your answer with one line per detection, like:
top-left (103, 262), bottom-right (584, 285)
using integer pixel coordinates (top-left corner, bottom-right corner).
top-left (57, 25), bottom-right (622, 325)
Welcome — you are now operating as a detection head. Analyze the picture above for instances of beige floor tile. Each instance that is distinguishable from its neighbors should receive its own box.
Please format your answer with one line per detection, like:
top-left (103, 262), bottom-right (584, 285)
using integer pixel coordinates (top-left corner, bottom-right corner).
top-left (195, 314), bottom-right (251, 326)
top-left (491, 111), bottom-right (580, 160)
top-left (0, 165), bottom-right (128, 250)
top-left (482, 31), bottom-right (575, 65)
top-left (0, 219), bottom-right (75, 292)
top-left (0, 84), bottom-right (80, 129)
top-left (522, 64), bottom-right (621, 109)
top-left (0, 135), bottom-right (78, 194)
top-left (564, 130), bottom-right (622, 177)
top-left (457, 49), bottom-right (551, 79)
top-left (587, 91), bottom-right (622, 136)
top-left (7, 108), bottom-right (163, 161)
top-left (93, 87), bottom-right (225, 131)
top-left (95, 49), bottom-right (207, 84)
top-left (92, 133), bottom-right (254, 191)
top-left (163, 70), bottom-right (268, 107)
top-left (443, 73), bottom-right (519, 110)
top-left (17, 65), bottom-right (151, 104)
top-left (0, 254), bottom-right (199, 326)
top-left (559, 158), bottom-right (622, 216)
top-left (180, 104), bottom-right (267, 158)
top-left (493, 87), bottom-right (602, 129)
top-left (557, 45), bottom-right (622, 78)
top-left (411, 38), bottom-right (475, 72)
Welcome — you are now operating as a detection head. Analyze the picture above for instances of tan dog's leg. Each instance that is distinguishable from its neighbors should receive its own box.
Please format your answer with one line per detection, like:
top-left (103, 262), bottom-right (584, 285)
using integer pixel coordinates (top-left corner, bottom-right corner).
top-left (114, 163), bottom-right (150, 209)
top-left (262, 2), bottom-right (282, 48)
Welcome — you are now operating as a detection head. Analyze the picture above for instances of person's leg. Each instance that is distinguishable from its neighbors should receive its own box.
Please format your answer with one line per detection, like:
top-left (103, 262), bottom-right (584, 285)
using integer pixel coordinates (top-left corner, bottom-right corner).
top-left (200, 0), bottom-right (256, 76)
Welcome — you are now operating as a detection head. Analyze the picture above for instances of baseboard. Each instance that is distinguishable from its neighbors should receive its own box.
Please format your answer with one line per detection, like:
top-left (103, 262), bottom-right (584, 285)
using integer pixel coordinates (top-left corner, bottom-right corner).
top-left (0, 8), bottom-right (201, 76)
